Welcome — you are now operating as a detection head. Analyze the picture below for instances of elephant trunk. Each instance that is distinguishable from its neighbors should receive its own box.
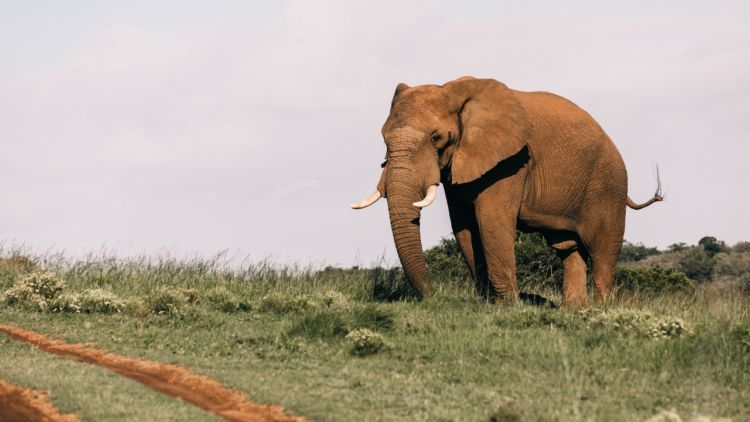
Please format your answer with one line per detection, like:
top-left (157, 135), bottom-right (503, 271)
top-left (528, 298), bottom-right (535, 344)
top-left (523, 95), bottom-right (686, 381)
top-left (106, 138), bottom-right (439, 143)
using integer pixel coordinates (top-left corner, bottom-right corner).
top-left (385, 158), bottom-right (432, 297)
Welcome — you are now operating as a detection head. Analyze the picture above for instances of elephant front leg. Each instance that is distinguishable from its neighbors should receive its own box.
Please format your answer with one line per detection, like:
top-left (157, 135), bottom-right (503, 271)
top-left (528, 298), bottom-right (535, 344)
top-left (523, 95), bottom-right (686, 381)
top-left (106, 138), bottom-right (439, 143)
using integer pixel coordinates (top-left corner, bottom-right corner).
top-left (445, 188), bottom-right (489, 298)
top-left (474, 206), bottom-right (520, 304)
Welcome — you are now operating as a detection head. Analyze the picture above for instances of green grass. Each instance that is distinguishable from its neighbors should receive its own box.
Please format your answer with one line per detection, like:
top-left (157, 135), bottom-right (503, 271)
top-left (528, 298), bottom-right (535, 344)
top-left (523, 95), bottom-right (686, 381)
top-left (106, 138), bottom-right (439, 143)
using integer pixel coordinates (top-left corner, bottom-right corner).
top-left (0, 252), bottom-right (748, 421)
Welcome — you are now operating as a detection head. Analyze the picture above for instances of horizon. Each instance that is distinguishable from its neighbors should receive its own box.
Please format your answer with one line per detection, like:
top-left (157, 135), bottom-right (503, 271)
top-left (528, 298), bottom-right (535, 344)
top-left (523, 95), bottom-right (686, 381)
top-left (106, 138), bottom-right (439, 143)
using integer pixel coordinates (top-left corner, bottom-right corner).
top-left (2, 1), bottom-right (749, 265)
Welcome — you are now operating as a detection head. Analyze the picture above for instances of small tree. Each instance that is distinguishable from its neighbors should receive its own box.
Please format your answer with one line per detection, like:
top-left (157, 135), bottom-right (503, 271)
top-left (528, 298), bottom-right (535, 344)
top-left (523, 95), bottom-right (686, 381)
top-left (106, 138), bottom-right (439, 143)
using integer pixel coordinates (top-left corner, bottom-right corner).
top-left (698, 236), bottom-right (727, 257)
top-left (678, 247), bottom-right (715, 282)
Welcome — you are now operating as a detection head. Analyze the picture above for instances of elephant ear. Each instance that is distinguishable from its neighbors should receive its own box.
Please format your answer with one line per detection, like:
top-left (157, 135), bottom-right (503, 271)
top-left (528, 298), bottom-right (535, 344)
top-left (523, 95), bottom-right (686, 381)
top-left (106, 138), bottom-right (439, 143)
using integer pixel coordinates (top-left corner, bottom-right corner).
top-left (390, 82), bottom-right (410, 108)
top-left (445, 78), bottom-right (531, 184)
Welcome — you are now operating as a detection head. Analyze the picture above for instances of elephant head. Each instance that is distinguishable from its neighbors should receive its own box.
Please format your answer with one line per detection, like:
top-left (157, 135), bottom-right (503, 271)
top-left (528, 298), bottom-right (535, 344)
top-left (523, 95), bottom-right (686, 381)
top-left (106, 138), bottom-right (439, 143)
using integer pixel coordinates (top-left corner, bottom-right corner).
top-left (352, 77), bottom-right (531, 297)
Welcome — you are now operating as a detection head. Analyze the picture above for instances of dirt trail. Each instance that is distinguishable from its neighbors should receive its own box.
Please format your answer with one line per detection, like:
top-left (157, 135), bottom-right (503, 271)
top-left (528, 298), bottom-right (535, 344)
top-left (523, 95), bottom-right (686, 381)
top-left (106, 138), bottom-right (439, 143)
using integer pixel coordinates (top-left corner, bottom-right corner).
top-left (0, 379), bottom-right (77, 422)
top-left (0, 324), bottom-right (306, 422)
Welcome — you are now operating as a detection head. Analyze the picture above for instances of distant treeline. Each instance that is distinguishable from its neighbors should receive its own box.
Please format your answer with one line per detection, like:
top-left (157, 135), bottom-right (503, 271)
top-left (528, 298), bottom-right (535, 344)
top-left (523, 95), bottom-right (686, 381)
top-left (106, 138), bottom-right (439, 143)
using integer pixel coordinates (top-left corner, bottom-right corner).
top-left (318, 234), bottom-right (750, 298)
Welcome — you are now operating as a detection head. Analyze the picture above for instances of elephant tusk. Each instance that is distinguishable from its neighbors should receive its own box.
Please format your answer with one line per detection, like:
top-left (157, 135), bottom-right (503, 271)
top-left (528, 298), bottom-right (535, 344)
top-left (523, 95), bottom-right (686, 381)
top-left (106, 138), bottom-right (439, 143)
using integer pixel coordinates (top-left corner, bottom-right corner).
top-left (351, 190), bottom-right (382, 209)
top-left (413, 185), bottom-right (438, 208)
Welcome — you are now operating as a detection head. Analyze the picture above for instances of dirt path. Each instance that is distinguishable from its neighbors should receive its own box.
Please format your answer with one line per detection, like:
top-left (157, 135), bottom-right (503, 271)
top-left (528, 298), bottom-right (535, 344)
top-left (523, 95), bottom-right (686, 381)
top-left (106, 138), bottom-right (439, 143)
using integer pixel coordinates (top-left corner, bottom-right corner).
top-left (0, 379), bottom-right (77, 422)
top-left (0, 324), bottom-right (306, 422)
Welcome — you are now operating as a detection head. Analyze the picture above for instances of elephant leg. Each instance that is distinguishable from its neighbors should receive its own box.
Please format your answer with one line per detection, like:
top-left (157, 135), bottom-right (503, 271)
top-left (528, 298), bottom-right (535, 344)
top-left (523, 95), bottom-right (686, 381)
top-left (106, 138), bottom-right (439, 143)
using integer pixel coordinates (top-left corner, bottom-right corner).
top-left (546, 234), bottom-right (588, 307)
top-left (474, 202), bottom-right (521, 304)
top-left (578, 208), bottom-right (625, 303)
top-left (478, 220), bottom-right (518, 304)
top-left (590, 255), bottom-right (617, 302)
top-left (445, 188), bottom-right (489, 298)
top-left (558, 249), bottom-right (588, 308)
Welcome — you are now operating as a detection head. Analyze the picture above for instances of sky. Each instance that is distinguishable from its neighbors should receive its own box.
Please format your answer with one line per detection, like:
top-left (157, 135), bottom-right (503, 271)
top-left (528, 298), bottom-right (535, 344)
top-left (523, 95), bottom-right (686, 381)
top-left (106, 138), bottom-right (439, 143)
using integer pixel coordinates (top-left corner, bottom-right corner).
top-left (1, 1), bottom-right (749, 266)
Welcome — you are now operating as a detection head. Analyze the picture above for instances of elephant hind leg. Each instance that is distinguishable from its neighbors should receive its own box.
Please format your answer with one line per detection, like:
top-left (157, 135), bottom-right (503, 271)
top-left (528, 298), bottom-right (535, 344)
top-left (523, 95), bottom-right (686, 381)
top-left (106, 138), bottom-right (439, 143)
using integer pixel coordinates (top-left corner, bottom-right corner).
top-left (578, 218), bottom-right (624, 303)
top-left (590, 255), bottom-right (617, 303)
top-left (546, 233), bottom-right (589, 307)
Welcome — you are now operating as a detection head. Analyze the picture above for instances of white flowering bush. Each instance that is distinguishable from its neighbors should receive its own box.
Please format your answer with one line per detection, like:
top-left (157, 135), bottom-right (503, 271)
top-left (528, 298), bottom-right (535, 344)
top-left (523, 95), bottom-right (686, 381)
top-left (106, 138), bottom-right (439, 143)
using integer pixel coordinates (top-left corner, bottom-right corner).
top-left (0, 272), bottom-right (65, 311)
top-left (581, 308), bottom-right (691, 340)
top-left (50, 292), bottom-right (82, 313)
top-left (346, 328), bottom-right (390, 356)
top-left (79, 289), bottom-right (126, 314)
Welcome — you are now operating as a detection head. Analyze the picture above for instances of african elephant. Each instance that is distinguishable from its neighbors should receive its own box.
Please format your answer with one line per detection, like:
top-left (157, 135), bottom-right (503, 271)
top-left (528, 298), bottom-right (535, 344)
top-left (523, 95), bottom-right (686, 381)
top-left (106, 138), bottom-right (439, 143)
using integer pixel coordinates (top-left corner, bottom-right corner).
top-left (352, 76), bottom-right (662, 307)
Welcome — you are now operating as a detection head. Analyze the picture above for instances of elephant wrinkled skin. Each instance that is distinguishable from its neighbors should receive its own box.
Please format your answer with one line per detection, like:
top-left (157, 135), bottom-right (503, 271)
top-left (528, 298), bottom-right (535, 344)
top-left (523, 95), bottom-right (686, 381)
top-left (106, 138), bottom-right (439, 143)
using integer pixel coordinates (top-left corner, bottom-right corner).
top-left (352, 77), bottom-right (662, 307)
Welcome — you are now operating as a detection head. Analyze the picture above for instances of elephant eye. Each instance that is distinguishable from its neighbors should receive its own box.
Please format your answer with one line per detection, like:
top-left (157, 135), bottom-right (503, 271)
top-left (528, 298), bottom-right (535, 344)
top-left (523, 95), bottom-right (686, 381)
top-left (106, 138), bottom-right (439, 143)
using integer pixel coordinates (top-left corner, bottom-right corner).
top-left (431, 133), bottom-right (441, 142)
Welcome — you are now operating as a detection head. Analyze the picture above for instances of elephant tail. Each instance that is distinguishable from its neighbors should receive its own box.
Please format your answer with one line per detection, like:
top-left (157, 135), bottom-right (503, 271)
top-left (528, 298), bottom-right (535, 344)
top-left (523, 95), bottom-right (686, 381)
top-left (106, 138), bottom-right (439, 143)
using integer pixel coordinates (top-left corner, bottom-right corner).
top-left (627, 165), bottom-right (664, 210)
top-left (626, 195), bottom-right (663, 210)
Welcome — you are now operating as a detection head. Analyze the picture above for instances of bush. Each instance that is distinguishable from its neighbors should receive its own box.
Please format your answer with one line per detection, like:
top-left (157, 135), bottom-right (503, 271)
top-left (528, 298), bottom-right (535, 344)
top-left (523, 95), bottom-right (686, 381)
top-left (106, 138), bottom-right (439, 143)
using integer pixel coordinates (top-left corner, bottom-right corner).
top-left (346, 328), bottom-right (390, 356)
top-left (515, 232), bottom-right (562, 290)
top-left (495, 307), bottom-right (583, 330)
top-left (713, 251), bottom-right (750, 278)
top-left (370, 267), bottom-right (419, 302)
top-left (733, 241), bottom-right (750, 253)
top-left (425, 237), bottom-right (471, 282)
top-left (50, 293), bottom-right (83, 313)
top-left (204, 287), bottom-right (247, 312)
top-left (741, 273), bottom-right (750, 295)
top-left (0, 272), bottom-right (65, 311)
top-left (677, 248), bottom-right (715, 282)
top-left (146, 287), bottom-right (197, 315)
top-left (580, 308), bottom-right (691, 339)
top-left (258, 293), bottom-right (311, 314)
top-left (698, 236), bottom-right (728, 257)
top-left (424, 232), bottom-right (564, 291)
top-left (615, 266), bottom-right (695, 295)
top-left (79, 289), bottom-right (126, 314)
top-left (0, 256), bottom-right (36, 272)
top-left (619, 241), bottom-right (661, 262)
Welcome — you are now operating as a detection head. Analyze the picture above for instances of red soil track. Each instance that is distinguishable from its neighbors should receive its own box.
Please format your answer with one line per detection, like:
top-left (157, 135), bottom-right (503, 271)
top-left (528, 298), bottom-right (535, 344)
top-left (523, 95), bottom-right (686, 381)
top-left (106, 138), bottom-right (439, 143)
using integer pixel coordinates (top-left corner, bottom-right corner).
top-left (0, 379), bottom-right (77, 422)
top-left (0, 324), bottom-right (305, 422)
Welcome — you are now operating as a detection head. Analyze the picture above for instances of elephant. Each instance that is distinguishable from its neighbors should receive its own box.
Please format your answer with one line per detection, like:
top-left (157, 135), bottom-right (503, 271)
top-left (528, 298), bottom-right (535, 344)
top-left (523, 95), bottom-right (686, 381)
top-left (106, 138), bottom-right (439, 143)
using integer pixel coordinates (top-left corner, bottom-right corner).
top-left (352, 76), bottom-right (662, 307)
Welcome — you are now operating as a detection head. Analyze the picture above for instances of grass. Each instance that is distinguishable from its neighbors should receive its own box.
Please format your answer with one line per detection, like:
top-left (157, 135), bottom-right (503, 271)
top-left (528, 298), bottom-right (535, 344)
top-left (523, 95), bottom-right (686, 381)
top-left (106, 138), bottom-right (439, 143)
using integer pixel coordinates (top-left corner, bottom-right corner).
top-left (0, 250), bottom-right (748, 421)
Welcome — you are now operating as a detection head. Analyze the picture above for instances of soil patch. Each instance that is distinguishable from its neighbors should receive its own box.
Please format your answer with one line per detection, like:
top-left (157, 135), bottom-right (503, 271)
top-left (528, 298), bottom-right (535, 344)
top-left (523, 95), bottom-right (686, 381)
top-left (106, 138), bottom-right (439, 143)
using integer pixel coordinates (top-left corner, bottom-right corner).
top-left (0, 324), bottom-right (305, 422)
top-left (0, 379), bottom-right (77, 422)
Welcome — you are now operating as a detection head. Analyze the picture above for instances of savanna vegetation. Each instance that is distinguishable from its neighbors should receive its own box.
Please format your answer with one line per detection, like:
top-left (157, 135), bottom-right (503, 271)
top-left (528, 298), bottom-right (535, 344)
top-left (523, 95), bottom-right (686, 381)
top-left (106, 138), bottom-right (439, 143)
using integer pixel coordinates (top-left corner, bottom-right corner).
top-left (0, 235), bottom-right (748, 421)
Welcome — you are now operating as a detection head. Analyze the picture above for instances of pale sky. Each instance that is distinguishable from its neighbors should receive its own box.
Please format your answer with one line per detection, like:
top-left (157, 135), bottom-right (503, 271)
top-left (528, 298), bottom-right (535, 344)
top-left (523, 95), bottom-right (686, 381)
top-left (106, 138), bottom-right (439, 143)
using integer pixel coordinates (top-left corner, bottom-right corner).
top-left (1, 1), bottom-right (749, 265)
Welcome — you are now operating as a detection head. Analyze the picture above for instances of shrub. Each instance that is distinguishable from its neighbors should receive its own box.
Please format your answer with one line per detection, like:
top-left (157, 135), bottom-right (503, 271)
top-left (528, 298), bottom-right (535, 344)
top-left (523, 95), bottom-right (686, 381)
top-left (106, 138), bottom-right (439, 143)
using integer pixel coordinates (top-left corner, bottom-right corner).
top-left (698, 236), bottom-right (728, 257)
top-left (677, 248), bottom-right (715, 282)
top-left (713, 251), bottom-right (750, 278)
top-left (0, 272), bottom-right (65, 311)
top-left (495, 307), bottom-right (583, 330)
top-left (425, 237), bottom-right (471, 282)
top-left (424, 232), bottom-right (564, 290)
top-left (346, 328), bottom-right (390, 356)
top-left (0, 256), bottom-right (36, 272)
top-left (258, 293), bottom-right (311, 314)
top-left (615, 266), bottom-right (695, 295)
top-left (732, 241), bottom-right (750, 253)
top-left (370, 267), bottom-right (419, 302)
top-left (146, 287), bottom-right (196, 315)
top-left (204, 287), bottom-right (246, 312)
top-left (619, 241), bottom-right (661, 262)
top-left (515, 232), bottom-right (562, 290)
top-left (50, 293), bottom-right (82, 313)
top-left (79, 289), bottom-right (126, 314)
top-left (741, 273), bottom-right (750, 295)
top-left (580, 308), bottom-right (691, 339)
